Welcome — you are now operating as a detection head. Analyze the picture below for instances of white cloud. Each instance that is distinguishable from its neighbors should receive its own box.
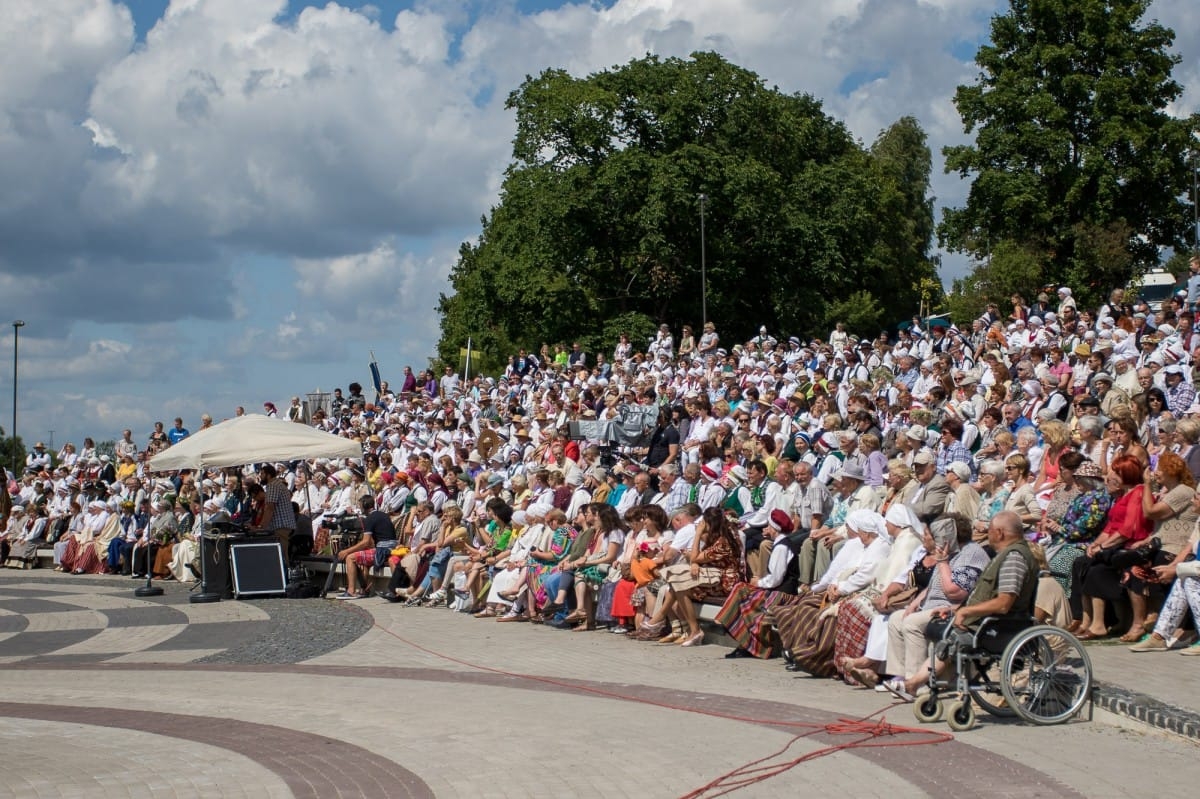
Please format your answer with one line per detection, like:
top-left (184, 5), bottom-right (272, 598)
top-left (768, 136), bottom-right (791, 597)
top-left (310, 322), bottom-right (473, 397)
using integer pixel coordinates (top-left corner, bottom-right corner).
top-left (293, 239), bottom-right (450, 325)
top-left (80, 0), bottom-right (504, 255)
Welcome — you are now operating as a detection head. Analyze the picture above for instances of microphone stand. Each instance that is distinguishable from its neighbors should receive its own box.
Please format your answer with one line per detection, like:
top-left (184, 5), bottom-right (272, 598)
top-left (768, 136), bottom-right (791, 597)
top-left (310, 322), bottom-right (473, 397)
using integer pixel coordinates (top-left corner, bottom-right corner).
top-left (191, 503), bottom-right (221, 603)
top-left (134, 532), bottom-right (163, 598)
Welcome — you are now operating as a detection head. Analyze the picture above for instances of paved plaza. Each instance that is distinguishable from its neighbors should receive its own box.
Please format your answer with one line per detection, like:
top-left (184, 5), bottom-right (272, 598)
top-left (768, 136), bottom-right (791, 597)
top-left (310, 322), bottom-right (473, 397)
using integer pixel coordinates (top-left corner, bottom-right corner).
top-left (0, 570), bottom-right (1196, 798)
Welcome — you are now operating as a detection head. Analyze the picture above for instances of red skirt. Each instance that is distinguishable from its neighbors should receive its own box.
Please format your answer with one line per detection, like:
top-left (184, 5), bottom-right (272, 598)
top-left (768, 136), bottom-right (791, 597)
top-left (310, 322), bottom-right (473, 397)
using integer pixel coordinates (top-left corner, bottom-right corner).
top-left (62, 538), bottom-right (103, 574)
top-left (610, 578), bottom-right (638, 619)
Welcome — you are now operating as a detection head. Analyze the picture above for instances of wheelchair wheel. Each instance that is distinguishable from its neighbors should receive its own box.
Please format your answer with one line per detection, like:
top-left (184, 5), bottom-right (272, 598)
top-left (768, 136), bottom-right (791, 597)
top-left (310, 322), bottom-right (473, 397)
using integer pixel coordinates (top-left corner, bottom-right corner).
top-left (967, 663), bottom-right (1016, 718)
top-left (913, 695), bottom-right (943, 723)
top-left (946, 698), bottom-right (976, 731)
top-left (1000, 625), bottom-right (1093, 725)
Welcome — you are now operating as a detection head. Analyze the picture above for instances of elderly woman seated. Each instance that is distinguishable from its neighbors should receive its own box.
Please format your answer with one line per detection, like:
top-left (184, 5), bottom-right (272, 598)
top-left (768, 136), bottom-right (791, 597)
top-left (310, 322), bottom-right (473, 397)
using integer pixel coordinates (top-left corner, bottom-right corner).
top-left (830, 503), bottom-right (929, 685)
top-left (772, 509), bottom-right (892, 677)
top-left (476, 504), bottom-right (555, 617)
top-left (62, 500), bottom-right (122, 575)
top-left (970, 460), bottom-right (1011, 544)
top-left (1040, 459), bottom-right (1110, 610)
top-left (4, 502), bottom-right (51, 567)
top-left (852, 514), bottom-right (991, 689)
top-left (498, 507), bottom-right (576, 622)
top-left (1073, 455), bottom-right (1153, 640)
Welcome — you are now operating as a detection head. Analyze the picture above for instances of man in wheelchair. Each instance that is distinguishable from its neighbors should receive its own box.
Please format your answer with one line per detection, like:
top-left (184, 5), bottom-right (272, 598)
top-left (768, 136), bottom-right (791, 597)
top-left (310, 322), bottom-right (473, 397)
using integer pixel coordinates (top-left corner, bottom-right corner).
top-left (885, 510), bottom-right (1037, 701)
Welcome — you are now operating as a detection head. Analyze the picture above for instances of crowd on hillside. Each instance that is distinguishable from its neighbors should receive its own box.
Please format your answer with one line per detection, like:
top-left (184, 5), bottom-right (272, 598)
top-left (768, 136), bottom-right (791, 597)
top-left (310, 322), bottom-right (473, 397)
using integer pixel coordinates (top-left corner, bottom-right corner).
top-left (4, 258), bottom-right (1200, 699)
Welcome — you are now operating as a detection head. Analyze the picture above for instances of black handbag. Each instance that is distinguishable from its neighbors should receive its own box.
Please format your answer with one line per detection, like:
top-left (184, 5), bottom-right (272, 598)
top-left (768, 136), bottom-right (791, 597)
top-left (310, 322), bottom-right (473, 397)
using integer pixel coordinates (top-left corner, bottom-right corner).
top-left (1101, 537), bottom-right (1161, 570)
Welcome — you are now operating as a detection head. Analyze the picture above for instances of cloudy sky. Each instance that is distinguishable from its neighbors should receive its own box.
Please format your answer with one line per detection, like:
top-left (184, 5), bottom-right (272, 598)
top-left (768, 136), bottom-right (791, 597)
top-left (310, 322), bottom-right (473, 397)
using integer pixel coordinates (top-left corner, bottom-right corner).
top-left (2, 0), bottom-right (1198, 451)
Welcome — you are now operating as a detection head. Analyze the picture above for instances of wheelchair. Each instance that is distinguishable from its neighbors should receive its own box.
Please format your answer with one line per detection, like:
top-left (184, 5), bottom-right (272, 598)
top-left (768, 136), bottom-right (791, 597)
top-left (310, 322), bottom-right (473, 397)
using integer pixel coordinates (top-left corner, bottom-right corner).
top-left (912, 614), bottom-right (1093, 731)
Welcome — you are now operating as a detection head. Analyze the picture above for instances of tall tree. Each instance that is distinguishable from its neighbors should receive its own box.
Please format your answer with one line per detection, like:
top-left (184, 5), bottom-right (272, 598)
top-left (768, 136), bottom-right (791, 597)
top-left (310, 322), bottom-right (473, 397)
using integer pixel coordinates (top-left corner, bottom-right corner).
top-left (437, 52), bottom-right (940, 367)
top-left (939, 0), bottom-right (1199, 307)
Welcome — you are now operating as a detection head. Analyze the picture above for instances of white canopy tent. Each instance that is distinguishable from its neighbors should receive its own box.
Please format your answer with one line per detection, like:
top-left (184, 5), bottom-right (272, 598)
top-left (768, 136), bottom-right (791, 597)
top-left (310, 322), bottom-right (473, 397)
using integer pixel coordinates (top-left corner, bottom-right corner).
top-left (147, 414), bottom-right (364, 603)
top-left (148, 413), bottom-right (363, 471)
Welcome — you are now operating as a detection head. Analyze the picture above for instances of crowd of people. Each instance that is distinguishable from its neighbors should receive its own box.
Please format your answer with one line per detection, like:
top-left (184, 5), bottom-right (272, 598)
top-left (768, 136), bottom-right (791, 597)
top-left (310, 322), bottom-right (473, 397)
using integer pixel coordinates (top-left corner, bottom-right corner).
top-left (4, 259), bottom-right (1200, 702)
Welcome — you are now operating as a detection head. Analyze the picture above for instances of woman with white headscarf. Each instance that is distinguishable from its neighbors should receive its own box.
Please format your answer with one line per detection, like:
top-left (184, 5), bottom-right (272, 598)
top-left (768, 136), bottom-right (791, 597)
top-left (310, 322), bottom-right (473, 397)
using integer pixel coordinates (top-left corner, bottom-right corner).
top-left (61, 500), bottom-right (114, 575)
top-left (772, 509), bottom-right (891, 677)
top-left (168, 497), bottom-right (212, 582)
top-left (832, 503), bottom-right (926, 685)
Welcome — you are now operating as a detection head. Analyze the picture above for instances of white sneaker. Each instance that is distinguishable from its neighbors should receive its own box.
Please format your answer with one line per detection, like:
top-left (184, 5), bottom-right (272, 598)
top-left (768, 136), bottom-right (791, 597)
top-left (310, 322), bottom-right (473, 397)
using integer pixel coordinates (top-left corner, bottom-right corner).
top-left (1167, 630), bottom-right (1198, 650)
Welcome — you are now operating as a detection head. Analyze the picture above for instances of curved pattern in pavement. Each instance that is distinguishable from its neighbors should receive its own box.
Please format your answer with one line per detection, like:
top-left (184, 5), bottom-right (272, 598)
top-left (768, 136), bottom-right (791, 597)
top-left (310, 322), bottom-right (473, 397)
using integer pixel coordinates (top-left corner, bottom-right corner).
top-left (0, 582), bottom-right (368, 664)
top-left (0, 662), bottom-right (1087, 799)
top-left (0, 702), bottom-right (434, 799)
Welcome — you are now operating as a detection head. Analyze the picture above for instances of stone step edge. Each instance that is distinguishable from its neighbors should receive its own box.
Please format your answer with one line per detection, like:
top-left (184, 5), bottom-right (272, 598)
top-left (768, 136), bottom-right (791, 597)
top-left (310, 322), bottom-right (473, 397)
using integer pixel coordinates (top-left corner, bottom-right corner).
top-left (1091, 681), bottom-right (1200, 741)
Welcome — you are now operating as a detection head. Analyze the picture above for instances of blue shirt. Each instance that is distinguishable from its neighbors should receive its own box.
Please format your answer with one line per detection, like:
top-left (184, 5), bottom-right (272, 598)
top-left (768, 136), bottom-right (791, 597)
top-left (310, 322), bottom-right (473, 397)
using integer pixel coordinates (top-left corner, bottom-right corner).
top-left (1007, 416), bottom-right (1033, 437)
top-left (166, 426), bottom-right (190, 445)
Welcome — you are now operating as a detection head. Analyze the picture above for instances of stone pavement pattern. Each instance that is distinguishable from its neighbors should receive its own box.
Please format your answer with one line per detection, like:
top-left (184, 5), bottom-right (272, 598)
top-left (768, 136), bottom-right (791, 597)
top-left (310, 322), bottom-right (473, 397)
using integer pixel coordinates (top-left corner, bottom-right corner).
top-left (0, 571), bottom-right (1196, 799)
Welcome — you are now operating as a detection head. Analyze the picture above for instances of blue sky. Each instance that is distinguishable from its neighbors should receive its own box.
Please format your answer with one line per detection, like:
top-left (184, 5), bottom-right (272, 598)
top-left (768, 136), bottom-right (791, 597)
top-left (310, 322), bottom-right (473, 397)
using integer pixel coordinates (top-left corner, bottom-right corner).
top-left (1, 0), bottom-right (1197, 453)
top-left (122, 0), bottom-right (614, 39)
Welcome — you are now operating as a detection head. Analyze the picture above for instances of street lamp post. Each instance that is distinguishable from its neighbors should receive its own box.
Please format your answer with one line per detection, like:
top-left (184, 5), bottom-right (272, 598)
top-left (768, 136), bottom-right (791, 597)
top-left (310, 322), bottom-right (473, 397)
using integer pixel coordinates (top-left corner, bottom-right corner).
top-left (11, 320), bottom-right (24, 477)
top-left (698, 194), bottom-right (708, 328)
top-left (1192, 154), bottom-right (1198, 253)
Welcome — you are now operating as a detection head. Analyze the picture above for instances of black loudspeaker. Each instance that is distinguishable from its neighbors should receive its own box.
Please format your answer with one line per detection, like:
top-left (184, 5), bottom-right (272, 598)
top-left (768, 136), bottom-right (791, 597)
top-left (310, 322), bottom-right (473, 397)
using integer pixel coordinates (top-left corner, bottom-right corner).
top-left (201, 534), bottom-right (234, 599)
top-left (230, 542), bottom-right (287, 598)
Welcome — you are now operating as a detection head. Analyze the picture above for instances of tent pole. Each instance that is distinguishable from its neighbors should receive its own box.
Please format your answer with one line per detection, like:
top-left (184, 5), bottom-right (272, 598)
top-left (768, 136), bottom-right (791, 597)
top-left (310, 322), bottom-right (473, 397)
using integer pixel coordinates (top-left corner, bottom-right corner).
top-left (191, 463), bottom-right (221, 603)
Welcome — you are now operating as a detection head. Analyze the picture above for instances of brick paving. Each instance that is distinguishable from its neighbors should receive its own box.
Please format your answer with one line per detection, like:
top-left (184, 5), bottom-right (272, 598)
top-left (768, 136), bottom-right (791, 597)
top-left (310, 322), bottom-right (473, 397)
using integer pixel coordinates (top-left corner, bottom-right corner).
top-left (0, 570), bottom-right (1196, 799)
top-left (0, 703), bottom-right (433, 799)
top-left (0, 716), bottom-right (293, 799)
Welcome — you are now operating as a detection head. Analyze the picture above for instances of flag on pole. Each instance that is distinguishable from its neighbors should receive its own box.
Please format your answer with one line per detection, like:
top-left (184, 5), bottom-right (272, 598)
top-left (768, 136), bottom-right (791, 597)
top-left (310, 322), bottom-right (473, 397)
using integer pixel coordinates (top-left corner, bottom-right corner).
top-left (458, 346), bottom-right (472, 377)
top-left (369, 350), bottom-right (383, 396)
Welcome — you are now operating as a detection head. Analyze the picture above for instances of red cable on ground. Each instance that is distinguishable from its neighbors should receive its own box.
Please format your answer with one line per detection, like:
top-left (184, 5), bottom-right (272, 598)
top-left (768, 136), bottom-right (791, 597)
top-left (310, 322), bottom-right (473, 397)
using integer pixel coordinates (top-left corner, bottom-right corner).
top-left (357, 608), bottom-right (953, 799)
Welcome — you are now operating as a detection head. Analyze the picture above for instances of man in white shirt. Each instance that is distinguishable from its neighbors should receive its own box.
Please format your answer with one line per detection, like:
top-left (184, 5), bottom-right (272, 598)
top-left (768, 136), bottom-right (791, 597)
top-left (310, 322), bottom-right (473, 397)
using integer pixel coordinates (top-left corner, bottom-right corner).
top-left (439, 366), bottom-right (460, 399)
top-left (661, 504), bottom-right (701, 566)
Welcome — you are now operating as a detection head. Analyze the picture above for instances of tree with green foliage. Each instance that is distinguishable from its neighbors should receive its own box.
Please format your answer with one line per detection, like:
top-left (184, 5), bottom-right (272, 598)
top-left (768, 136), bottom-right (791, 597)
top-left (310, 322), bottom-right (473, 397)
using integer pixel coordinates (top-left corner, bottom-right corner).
top-left (437, 52), bottom-right (940, 367)
top-left (939, 0), bottom-right (1199, 310)
top-left (0, 429), bottom-right (25, 477)
top-left (945, 240), bottom-right (1048, 323)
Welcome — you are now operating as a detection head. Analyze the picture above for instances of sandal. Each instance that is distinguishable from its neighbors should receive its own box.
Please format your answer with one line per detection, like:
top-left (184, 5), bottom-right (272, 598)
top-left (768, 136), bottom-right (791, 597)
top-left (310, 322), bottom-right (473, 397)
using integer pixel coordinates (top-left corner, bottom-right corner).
top-left (563, 609), bottom-right (587, 623)
top-left (474, 608), bottom-right (497, 618)
top-left (1118, 630), bottom-right (1144, 643)
top-left (638, 619), bottom-right (666, 636)
top-left (1075, 630), bottom-right (1107, 641)
top-left (847, 666), bottom-right (880, 689)
top-left (658, 632), bottom-right (684, 644)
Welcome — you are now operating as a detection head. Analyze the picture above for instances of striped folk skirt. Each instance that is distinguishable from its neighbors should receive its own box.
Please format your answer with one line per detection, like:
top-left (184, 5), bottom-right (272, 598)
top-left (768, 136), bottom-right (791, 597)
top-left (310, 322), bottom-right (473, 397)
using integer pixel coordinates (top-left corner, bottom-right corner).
top-left (61, 537), bottom-right (103, 574)
top-left (772, 592), bottom-right (838, 678)
top-left (715, 582), bottom-right (802, 658)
